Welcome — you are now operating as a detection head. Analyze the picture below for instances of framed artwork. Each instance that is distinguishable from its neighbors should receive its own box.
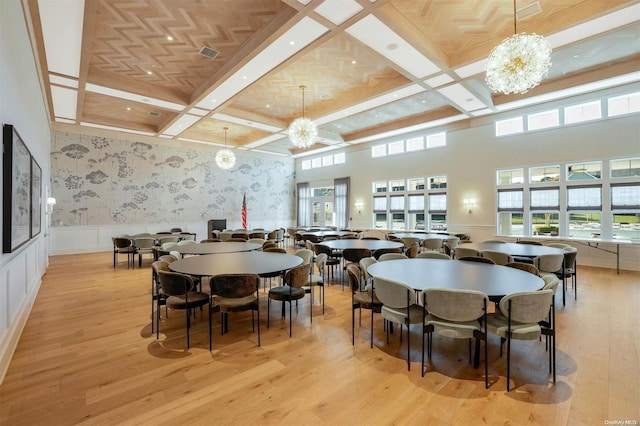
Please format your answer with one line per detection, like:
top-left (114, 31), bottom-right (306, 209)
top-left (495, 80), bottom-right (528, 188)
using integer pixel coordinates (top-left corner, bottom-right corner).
top-left (31, 157), bottom-right (42, 237)
top-left (3, 124), bottom-right (32, 253)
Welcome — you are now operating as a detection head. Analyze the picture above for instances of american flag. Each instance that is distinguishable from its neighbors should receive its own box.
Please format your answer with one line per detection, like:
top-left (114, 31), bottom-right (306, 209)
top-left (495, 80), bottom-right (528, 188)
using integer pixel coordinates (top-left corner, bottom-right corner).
top-left (241, 192), bottom-right (248, 230)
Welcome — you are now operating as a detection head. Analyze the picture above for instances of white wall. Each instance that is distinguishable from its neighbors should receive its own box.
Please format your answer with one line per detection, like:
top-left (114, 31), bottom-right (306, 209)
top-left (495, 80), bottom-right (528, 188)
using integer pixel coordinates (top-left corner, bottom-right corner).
top-left (296, 84), bottom-right (640, 272)
top-left (0, 0), bottom-right (51, 383)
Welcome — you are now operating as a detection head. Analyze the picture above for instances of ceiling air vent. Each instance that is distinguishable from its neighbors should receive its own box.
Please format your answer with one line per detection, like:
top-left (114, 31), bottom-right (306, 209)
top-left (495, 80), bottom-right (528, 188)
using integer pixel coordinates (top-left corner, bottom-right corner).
top-left (516, 1), bottom-right (542, 20)
top-left (199, 46), bottom-right (219, 59)
top-left (148, 111), bottom-right (161, 117)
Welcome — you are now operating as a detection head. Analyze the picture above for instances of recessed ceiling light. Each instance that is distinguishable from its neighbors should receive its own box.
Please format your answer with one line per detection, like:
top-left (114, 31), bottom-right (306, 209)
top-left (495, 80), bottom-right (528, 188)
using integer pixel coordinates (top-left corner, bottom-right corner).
top-left (167, 36), bottom-right (173, 41)
top-left (352, 60), bottom-right (356, 64)
top-left (289, 41), bottom-right (295, 45)
top-left (266, 104), bottom-right (270, 108)
top-left (146, 71), bottom-right (152, 75)
top-left (126, 107), bottom-right (131, 111)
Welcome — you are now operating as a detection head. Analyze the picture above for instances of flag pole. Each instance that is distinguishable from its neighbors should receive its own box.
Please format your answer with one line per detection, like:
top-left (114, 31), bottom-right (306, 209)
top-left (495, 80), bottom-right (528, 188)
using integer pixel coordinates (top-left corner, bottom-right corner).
top-left (242, 192), bottom-right (248, 230)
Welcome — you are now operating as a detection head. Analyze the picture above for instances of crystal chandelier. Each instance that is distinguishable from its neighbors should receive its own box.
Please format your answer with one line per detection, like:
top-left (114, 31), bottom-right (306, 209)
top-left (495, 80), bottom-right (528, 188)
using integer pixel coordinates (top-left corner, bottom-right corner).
top-left (215, 127), bottom-right (235, 170)
top-left (485, 0), bottom-right (552, 95)
top-left (288, 85), bottom-right (317, 149)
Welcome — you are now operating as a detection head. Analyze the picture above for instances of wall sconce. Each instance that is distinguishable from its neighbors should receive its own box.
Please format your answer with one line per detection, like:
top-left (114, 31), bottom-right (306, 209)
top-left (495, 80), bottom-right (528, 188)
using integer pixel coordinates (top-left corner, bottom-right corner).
top-left (463, 198), bottom-right (476, 214)
top-left (354, 200), bottom-right (364, 214)
top-left (46, 197), bottom-right (56, 213)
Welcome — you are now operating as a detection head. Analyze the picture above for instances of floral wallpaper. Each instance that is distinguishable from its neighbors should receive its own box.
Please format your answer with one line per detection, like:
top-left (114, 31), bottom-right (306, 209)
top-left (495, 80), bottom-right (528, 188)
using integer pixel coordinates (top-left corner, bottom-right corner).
top-left (50, 132), bottom-right (295, 226)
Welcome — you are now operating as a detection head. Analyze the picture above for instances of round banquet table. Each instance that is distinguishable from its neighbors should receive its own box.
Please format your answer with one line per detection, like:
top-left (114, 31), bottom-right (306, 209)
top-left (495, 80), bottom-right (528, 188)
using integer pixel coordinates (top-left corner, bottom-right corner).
top-left (172, 242), bottom-right (261, 256)
top-left (367, 258), bottom-right (543, 298)
top-left (298, 230), bottom-right (356, 239)
top-left (389, 232), bottom-right (450, 241)
top-left (168, 251), bottom-right (302, 277)
top-left (318, 239), bottom-right (404, 251)
top-left (463, 242), bottom-right (565, 259)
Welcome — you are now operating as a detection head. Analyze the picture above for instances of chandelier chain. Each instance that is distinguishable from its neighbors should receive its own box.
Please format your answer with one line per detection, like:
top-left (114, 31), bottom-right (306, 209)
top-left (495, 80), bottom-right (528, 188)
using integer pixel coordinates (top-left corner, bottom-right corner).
top-left (513, 0), bottom-right (516, 35)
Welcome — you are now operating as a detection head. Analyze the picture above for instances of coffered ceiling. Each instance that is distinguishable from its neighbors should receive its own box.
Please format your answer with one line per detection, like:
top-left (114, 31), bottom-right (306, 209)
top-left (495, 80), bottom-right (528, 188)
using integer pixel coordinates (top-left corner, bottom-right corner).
top-left (24, 0), bottom-right (640, 157)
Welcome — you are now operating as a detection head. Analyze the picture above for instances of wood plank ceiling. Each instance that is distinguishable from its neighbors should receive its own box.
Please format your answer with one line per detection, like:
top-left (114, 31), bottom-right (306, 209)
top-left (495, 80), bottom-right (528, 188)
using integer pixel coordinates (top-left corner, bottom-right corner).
top-left (24, 0), bottom-right (640, 157)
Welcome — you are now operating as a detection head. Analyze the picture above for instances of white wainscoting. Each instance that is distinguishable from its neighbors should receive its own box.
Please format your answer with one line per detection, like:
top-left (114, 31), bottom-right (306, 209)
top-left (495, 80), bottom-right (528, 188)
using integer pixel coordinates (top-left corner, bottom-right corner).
top-left (0, 236), bottom-right (47, 384)
top-left (49, 221), bottom-right (297, 255)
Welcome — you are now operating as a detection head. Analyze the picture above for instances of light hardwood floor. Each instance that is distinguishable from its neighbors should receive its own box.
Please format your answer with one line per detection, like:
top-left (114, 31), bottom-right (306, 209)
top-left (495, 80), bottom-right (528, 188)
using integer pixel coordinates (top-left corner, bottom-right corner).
top-left (0, 251), bottom-right (638, 425)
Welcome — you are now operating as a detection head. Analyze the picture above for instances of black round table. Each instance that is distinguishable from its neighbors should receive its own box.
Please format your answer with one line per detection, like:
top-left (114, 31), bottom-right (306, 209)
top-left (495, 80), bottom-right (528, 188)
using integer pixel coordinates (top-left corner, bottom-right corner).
top-left (367, 258), bottom-right (543, 297)
top-left (319, 239), bottom-right (404, 251)
top-left (298, 230), bottom-right (356, 240)
top-left (463, 242), bottom-right (565, 259)
top-left (172, 242), bottom-right (261, 255)
top-left (168, 251), bottom-right (302, 277)
top-left (389, 233), bottom-right (450, 241)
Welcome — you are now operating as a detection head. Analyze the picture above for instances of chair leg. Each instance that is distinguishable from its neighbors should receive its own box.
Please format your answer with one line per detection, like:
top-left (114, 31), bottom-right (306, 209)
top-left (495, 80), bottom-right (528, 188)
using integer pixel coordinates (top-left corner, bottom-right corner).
top-left (406, 322), bottom-right (411, 371)
top-left (352, 304), bottom-right (356, 346)
top-left (256, 305), bottom-right (261, 347)
top-left (310, 287), bottom-right (313, 324)
top-left (289, 299), bottom-right (293, 337)
top-left (267, 298), bottom-right (271, 329)
top-left (484, 331), bottom-right (488, 389)
top-left (506, 334), bottom-right (511, 392)
top-left (208, 302), bottom-right (212, 351)
top-left (185, 308), bottom-right (191, 349)
top-left (156, 298), bottom-right (161, 341)
top-left (370, 310), bottom-right (374, 349)
top-left (151, 285), bottom-right (155, 334)
top-left (552, 332), bottom-right (556, 383)
top-left (421, 328), bottom-right (426, 377)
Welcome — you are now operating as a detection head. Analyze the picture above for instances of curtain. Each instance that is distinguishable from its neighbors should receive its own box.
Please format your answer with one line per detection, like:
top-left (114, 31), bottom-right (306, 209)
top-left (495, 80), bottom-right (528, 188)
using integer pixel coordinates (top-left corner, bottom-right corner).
top-left (334, 177), bottom-right (350, 229)
top-left (297, 182), bottom-right (310, 227)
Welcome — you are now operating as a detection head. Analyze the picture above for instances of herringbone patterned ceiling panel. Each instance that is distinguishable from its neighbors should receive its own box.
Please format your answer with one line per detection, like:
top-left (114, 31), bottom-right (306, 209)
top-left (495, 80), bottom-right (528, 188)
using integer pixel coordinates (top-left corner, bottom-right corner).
top-left (83, 92), bottom-right (177, 132)
top-left (182, 118), bottom-right (273, 147)
top-left (389, 0), bottom-right (633, 66)
top-left (227, 33), bottom-right (410, 122)
top-left (90, 0), bottom-right (286, 97)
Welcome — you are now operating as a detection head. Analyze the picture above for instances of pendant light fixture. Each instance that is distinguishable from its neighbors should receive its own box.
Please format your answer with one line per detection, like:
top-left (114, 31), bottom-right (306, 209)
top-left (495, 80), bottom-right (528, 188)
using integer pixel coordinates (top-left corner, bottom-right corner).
top-left (215, 126), bottom-right (236, 170)
top-left (485, 0), bottom-right (552, 95)
top-left (288, 85), bottom-right (317, 149)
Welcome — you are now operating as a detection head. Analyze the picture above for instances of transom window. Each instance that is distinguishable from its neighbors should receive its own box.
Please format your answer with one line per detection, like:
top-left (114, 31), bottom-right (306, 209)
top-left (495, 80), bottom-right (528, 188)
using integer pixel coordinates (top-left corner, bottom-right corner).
top-left (497, 169), bottom-right (524, 185)
top-left (370, 131), bottom-right (447, 158)
top-left (530, 165), bottom-right (560, 183)
top-left (565, 100), bottom-right (602, 124)
top-left (567, 162), bottom-right (601, 180)
top-left (611, 158), bottom-right (640, 178)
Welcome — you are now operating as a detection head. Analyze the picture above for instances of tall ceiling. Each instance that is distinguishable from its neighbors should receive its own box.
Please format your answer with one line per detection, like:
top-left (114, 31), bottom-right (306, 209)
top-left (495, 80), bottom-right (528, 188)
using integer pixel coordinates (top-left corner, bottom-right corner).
top-left (25, 0), bottom-right (640, 157)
